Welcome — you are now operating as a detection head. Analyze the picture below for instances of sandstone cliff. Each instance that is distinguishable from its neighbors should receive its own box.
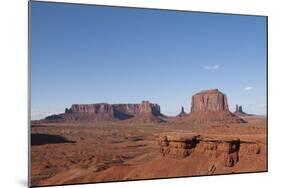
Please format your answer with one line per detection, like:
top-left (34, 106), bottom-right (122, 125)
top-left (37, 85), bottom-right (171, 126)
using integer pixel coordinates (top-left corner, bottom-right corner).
top-left (180, 89), bottom-right (246, 124)
top-left (40, 101), bottom-right (163, 123)
top-left (191, 89), bottom-right (229, 112)
top-left (158, 132), bottom-right (265, 169)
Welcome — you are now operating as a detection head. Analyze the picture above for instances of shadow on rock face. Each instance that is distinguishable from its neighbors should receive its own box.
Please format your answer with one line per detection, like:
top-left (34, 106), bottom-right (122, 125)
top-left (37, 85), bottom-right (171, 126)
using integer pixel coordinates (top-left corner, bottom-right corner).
top-left (31, 133), bottom-right (76, 146)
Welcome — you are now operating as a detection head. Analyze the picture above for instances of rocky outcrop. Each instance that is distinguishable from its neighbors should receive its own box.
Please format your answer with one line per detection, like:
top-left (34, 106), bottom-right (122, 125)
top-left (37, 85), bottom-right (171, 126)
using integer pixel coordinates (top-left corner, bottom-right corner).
top-left (38, 101), bottom-right (163, 123)
top-left (159, 134), bottom-right (199, 158)
top-left (125, 101), bottom-right (165, 123)
top-left (68, 103), bottom-right (113, 114)
top-left (178, 106), bottom-right (186, 117)
top-left (66, 101), bottom-right (161, 116)
top-left (234, 104), bottom-right (252, 116)
top-left (112, 104), bottom-right (141, 118)
top-left (235, 105), bottom-right (240, 113)
top-left (139, 101), bottom-right (161, 116)
top-left (158, 133), bottom-right (263, 168)
top-left (191, 89), bottom-right (229, 112)
top-left (181, 89), bottom-right (246, 124)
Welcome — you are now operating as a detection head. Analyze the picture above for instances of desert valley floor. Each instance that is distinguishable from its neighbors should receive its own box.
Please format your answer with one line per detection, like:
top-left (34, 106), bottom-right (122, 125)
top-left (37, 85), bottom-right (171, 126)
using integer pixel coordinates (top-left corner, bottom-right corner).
top-left (31, 115), bottom-right (267, 186)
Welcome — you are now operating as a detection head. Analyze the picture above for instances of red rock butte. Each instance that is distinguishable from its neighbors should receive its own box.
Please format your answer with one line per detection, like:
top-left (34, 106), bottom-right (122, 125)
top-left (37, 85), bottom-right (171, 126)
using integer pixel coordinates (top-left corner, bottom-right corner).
top-left (191, 89), bottom-right (229, 112)
top-left (181, 89), bottom-right (246, 124)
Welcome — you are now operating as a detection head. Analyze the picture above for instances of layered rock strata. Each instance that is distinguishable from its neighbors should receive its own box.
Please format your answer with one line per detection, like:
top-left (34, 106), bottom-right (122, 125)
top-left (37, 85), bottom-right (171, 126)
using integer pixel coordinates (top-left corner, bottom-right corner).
top-left (158, 133), bottom-right (264, 168)
top-left (184, 89), bottom-right (246, 124)
top-left (40, 101), bottom-right (163, 123)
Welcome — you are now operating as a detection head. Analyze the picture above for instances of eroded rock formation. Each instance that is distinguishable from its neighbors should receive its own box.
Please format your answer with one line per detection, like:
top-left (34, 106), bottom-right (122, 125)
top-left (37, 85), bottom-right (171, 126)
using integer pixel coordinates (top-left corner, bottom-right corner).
top-left (67, 102), bottom-right (161, 116)
top-left (34, 89), bottom-right (247, 125)
top-left (178, 106), bottom-right (186, 117)
top-left (191, 89), bottom-right (229, 112)
top-left (68, 103), bottom-right (113, 114)
top-left (158, 133), bottom-right (263, 168)
top-left (159, 134), bottom-right (199, 158)
top-left (182, 89), bottom-right (246, 124)
top-left (234, 104), bottom-right (251, 116)
top-left (40, 101), bottom-right (163, 123)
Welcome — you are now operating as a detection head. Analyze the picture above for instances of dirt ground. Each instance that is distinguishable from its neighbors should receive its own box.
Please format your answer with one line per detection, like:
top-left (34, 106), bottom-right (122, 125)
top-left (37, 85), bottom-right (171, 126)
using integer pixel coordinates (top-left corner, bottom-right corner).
top-left (30, 115), bottom-right (267, 187)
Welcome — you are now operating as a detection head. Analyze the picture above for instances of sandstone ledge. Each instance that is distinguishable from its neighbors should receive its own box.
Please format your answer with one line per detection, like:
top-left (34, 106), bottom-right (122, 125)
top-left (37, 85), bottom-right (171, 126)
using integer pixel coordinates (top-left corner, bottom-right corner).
top-left (158, 132), bottom-right (265, 167)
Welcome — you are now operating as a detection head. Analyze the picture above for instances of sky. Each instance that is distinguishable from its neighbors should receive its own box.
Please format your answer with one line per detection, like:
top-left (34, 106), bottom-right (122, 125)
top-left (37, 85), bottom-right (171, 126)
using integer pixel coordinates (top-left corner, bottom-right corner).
top-left (30, 1), bottom-right (267, 120)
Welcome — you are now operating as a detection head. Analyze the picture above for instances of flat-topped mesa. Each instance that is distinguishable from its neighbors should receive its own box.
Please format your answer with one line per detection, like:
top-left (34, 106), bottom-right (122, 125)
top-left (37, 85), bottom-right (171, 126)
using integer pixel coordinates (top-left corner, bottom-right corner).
top-left (124, 101), bottom-right (165, 123)
top-left (42, 100), bottom-right (163, 123)
top-left (67, 101), bottom-right (160, 115)
top-left (191, 89), bottom-right (229, 113)
top-left (69, 103), bottom-right (113, 113)
top-left (140, 100), bottom-right (161, 116)
top-left (63, 103), bottom-right (114, 122)
top-left (183, 89), bottom-right (246, 124)
top-left (112, 104), bottom-right (141, 116)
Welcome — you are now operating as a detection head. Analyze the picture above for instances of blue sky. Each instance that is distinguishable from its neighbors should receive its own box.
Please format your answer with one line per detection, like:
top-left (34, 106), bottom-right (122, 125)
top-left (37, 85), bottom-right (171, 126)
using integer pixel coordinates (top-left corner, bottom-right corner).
top-left (30, 2), bottom-right (267, 120)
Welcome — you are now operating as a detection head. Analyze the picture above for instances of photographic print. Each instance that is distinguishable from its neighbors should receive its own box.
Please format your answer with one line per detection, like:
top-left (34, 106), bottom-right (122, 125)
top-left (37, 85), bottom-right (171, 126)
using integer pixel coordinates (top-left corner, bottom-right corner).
top-left (29, 1), bottom-right (267, 187)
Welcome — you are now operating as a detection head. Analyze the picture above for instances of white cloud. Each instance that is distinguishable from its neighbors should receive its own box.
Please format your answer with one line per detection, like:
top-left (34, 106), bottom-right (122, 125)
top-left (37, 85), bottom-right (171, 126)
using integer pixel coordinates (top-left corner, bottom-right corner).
top-left (244, 86), bottom-right (253, 91)
top-left (204, 64), bottom-right (220, 70)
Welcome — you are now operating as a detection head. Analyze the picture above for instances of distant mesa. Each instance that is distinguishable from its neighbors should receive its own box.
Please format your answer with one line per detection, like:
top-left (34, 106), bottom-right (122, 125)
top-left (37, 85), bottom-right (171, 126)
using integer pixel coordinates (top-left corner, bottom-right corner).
top-left (32, 89), bottom-right (248, 125)
top-left (35, 100), bottom-right (165, 124)
top-left (234, 104), bottom-right (245, 114)
top-left (233, 104), bottom-right (252, 117)
top-left (179, 89), bottom-right (247, 124)
top-left (125, 101), bottom-right (166, 123)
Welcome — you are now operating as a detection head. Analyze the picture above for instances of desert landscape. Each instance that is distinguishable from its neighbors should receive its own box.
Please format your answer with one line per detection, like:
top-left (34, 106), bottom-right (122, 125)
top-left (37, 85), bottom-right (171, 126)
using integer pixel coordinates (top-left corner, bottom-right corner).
top-left (30, 89), bottom-right (267, 187)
